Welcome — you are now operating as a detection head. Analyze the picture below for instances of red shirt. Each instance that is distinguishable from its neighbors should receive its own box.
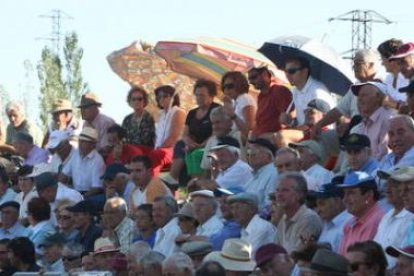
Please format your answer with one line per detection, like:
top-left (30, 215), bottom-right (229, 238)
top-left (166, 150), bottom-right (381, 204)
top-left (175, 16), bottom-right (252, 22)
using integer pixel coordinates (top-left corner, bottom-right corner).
top-left (252, 83), bottom-right (293, 136)
top-left (106, 144), bottom-right (146, 165)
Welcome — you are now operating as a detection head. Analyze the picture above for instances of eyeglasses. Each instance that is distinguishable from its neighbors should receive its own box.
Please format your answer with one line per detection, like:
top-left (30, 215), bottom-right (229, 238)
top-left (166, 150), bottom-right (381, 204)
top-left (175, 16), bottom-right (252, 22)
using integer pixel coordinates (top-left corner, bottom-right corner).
top-left (285, 67), bottom-right (304, 75)
top-left (222, 83), bottom-right (235, 90)
top-left (349, 262), bottom-right (371, 272)
top-left (131, 97), bottom-right (144, 102)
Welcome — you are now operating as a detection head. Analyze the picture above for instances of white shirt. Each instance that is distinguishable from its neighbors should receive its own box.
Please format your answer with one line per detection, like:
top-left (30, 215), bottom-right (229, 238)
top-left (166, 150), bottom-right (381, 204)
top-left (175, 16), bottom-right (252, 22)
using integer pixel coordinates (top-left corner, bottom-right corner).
top-left (153, 218), bottom-right (181, 257)
top-left (337, 89), bottom-right (359, 118)
top-left (196, 215), bottom-right (223, 237)
top-left (374, 208), bottom-right (414, 268)
top-left (62, 149), bottom-right (105, 192)
top-left (155, 106), bottom-right (181, 148)
top-left (291, 76), bottom-right (336, 125)
top-left (305, 164), bottom-right (334, 191)
top-left (15, 187), bottom-right (38, 220)
top-left (244, 163), bottom-right (278, 211)
top-left (56, 183), bottom-right (83, 203)
top-left (47, 147), bottom-right (76, 174)
top-left (384, 72), bottom-right (409, 102)
top-left (233, 93), bottom-right (257, 131)
top-left (215, 159), bottom-right (253, 190)
top-left (241, 214), bottom-right (277, 256)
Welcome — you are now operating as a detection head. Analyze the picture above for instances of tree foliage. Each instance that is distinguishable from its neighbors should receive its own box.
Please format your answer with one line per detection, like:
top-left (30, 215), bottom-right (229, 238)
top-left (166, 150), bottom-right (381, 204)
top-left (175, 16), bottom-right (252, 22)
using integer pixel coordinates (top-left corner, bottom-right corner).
top-left (37, 31), bottom-right (88, 129)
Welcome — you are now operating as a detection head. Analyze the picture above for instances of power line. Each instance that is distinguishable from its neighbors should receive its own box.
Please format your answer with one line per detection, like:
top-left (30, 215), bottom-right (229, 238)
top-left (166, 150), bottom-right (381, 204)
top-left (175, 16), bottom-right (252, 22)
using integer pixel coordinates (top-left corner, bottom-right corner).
top-left (328, 10), bottom-right (394, 59)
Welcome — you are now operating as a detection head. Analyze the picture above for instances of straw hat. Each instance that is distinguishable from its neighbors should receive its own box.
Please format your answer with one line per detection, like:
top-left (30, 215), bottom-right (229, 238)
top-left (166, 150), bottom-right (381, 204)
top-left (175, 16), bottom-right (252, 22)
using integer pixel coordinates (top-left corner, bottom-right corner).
top-left (79, 127), bottom-right (98, 143)
top-left (203, 239), bottom-right (256, 271)
top-left (78, 92), bottom-right (102, 108)
top-left (51, 99), bottom-right (73, 114)
top-left (175, 202), bottom-right (196, 220)
top-left (94, 237), bottom-right (119, 255)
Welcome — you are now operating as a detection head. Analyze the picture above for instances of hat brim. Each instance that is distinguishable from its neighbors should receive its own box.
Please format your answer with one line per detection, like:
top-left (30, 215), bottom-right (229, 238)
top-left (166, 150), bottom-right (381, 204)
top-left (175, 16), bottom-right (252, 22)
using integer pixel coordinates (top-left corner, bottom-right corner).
top-left (389, 51), bottom-right (414, 60)
top-left (77, 103), bottom-right (102, 108)
top-left (51, 108), bottom-right (73, 114)
top-left (339, 145), bottom-right (366, 151)
top-left (386, 246), bottom-right (414, 258)
top-left (337, 180), bottom-right (377, 189)
top-left (204, 251), bottom-right (256, 272)
top-left (94, 248), bottom-right (120, 255)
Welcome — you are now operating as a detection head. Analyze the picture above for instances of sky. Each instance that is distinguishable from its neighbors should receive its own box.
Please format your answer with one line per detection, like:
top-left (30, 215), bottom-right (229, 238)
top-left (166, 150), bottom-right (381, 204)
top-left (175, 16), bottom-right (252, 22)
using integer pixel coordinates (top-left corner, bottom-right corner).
top-left (0, 0), bottom-right (413, 123)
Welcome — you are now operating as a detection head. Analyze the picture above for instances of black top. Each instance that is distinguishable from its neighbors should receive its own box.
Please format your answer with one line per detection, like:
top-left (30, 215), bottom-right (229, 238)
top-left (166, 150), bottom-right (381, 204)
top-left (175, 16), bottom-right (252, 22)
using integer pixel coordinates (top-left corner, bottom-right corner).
top-left (185, 102), bottom-right (221, 144)
top-left (76, 223), bottom-right (103, 253)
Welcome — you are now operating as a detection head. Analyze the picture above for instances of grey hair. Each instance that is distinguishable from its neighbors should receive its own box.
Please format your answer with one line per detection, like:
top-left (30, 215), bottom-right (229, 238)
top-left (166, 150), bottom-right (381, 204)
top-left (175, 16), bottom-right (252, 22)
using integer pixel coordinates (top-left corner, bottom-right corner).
top-left (278, 171), bottom-right (308, 204)
top-left (140, 251), bottom-right (166, 270)
top-left (163, 252), bottom-right (194, 272)
top-left (354, 48), bottom-right (380, 71)
top-left (154, 195), bottom-right (178, 213)
top-left (5, 101), bottom-right (25, 115)
top-left (276, 147), bottom-right (300, 160)
top-left (62, 241), bottom-right (84, 257)
top-left (105, 197), bottom-right (128, 215)
top-left (210, 106), bottom-right (231, 121)
top-left (390, 114), bottom-right (414, 132)
top-left (223, 145), bottom-right (241, 157)
top-left (128, 241), bottom-right (151, 263)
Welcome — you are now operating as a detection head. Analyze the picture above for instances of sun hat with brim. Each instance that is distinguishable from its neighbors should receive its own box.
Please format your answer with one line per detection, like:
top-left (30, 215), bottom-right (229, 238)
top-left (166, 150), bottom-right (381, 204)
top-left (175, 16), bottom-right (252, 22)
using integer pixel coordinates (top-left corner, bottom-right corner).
top-left (79, 127), bottom-right (98, 143)
top-left (174, 202), bottom-right (195, 220)
top-left (227, 192), bottom-right (259, 208)
top-left (300, 248), bottom-right (349, 276)
top-left (351, 81), bottom-right (387, 96)
top-left (210, 136), bottom-right (240, 151)
top-left (306, 98), bottom-right (331, 114)
top-left (386, 245), bottom-right (414, 259)
top-left (289, 140), bottom-right (323, 161)
top-left (46, 130), bottom-right (70, 149)
top-left (377, 166), bottom-right (414, 182)
top-left (248, 138), bottom-right (277, 156)
top-left (389, 42), bottom-right (414, 60)
top-left (337, 171), bottom-right (377, 189)
top-left (203, 239), bottom-right (256, 272)
top-left (94, 237), bottom-right (120, 255)
top-left (399, 80), bottom-right (414, 94)
top-left (51, 99), bottom-right (73, 114)
top-left (181, 241), bottom-right (213, 256)
top-left (189, 189), bottom-right (215, 199)
top-left (78, 92), bottom-right (102, 108)
top-left (255, 243), bottom-right (287, 267)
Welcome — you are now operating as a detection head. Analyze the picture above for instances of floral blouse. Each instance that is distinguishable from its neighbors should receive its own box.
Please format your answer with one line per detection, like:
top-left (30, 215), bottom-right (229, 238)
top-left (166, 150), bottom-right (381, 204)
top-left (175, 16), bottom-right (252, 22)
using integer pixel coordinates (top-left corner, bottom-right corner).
top-left (122, 110), bottom-right (156, 147)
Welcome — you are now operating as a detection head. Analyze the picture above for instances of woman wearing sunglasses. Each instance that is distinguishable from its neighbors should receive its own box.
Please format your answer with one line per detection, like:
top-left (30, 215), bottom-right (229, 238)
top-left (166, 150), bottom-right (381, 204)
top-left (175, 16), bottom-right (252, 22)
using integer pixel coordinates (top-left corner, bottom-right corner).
top-left (221, 71), bottom-right (256, 142)
top-left (122, 86), bottom-right (156, 151)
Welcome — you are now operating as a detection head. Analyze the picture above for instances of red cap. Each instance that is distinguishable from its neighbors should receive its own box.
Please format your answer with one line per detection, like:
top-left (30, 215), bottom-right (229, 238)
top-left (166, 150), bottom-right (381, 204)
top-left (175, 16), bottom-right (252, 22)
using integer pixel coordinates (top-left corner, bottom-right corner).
top-left (255, 244), bottom-right (287, 267)
top-left (389, 42), bottom-right (414, 60)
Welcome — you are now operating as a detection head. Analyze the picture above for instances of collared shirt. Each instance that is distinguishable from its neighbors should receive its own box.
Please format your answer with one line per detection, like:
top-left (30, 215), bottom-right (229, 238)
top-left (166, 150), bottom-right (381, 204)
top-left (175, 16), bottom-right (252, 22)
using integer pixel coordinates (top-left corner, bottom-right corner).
top-left (196, 215), bottom-right (223, 237)
top-left (48, 147), bottom-right (76, 174)
top-left (43, 258), bottom-right (65, 273)
top-left (244, 163), bottom-right (278, 211)
top-left (28, 220), bottom-right (56, 256)
top-left (276, 205), bottom-right (322, 253)
top-left (24, 146), bottom-right (49, 166)
top-left (359, 158), bottom-right (379, 175)
top-left (318, 210), bottom-right (352, 253)
top-left (305, 164), bottom-right (333, 191)
top-left (15, 187), bottom-right (38, 219)
top-left (130, 177), bottom-right (172, 210)
top-left (0, 189), bottom-right (17, 205)
top-left (56, 183), bottom-right (83, 203)
top-left (351, 106), bottom-right (395, 160)
top-left (378, 146), bottom-right (414, 172)
top-left (62, 148), bottom-right (105, 192)
top-left (291, 76), bottom-right (336, 125)
top-left (215, 159), bottom-right (253, 190)
top-left (209, 219), bottom-right (241, 251)
top-left (0, 221), bottom-right (31, 239)
top-left (115, 217), bottom-right (135, 253)
top-left (241, 214), bottom-right (277, 256)
top-left (374, 208), bottom-right (414, 268)
top-left (153, 218), bottom-right (181, 257)
top-left (339, 203), bottom-right (385, 255)
top-left (84, 112), bottom-right (116, 150)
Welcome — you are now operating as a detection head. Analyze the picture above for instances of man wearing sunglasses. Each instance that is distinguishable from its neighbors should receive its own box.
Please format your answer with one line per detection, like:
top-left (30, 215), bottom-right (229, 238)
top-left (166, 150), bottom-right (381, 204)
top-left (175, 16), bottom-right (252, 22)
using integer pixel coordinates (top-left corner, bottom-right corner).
top-left (284, 56), bottom-right (336, 127)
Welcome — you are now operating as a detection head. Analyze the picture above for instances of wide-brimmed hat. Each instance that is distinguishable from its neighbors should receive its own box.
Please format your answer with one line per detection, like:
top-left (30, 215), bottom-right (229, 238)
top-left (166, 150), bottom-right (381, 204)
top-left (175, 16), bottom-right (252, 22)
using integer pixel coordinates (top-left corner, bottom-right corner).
top-left (203, 239), bottom-right (256, 272)
top-left (255, 243), bottom-right (287, 267)
top-left (389, 42), bottom-right (414, 60)
top-left (337, 171), bottom-right (377, 189)
top-left (210, 136), bottom-right (241, 151)
top-left (174, 202), bottom-right (196, 220)
top-left (78, 92), bottom-right (102, 108)
top-left (181, 241), bottom-right (213, 256)
top-left (189, 189), bottom-right (215, 199)
top-left (301, 248), bottom-right (349, 276)
top-left (227, 192), bottom-right (259, 208)
top-left (351, 81), bottom-right (387, 96)
top-left (79, 127), bottom-right (98, 143)
top-left (289, 140), bottom-right (324, 161)
top-left (51, 99), bottom-right (73, 113)
top-left (94, 237), bottom-right (119, 255)
top-left (377, 166), bottom-right (414, 182)
top-left (386, 245), bottom-right (414, 259)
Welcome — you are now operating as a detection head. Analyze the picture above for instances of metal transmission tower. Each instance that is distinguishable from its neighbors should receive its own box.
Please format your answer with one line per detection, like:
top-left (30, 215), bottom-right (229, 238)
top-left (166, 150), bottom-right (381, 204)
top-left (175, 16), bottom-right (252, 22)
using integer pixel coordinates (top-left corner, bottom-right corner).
top-left (37, 9), bottom-right (73, 54)
top-left (329, 10), bottom-right (393, 58)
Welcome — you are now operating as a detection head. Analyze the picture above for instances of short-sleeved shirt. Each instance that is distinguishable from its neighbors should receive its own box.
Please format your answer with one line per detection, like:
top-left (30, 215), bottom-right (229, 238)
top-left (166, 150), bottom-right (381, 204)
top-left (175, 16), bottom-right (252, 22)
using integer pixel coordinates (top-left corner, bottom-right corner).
top-left (84, 112), bottom-right (116, 150)
top-left (252, 83), bottom-right (293, 136)
top-left (185, 103), bottom-right (221, 144)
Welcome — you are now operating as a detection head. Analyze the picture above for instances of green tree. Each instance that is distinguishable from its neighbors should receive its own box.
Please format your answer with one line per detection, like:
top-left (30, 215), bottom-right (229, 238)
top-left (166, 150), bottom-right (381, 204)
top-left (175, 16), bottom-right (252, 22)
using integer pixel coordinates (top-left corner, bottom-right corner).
top-left (37, 31), bottom-right (88, 130)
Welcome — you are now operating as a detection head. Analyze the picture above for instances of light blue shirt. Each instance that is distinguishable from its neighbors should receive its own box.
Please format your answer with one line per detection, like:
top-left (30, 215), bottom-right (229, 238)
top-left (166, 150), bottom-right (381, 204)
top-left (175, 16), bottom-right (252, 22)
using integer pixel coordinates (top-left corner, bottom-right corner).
top-left (0, 221), bottom-right (31, 239)
top-left (318, 210), bottom-right (352, 253)
top-left (43, 258), bottom-right (65, 272)
top-left (378, 146), bottom-right (414, 173)
top-left (244, 163), bottom-right (278, 211)
top-left (28, 220), bottom-right (56, 256)
top-left (209, 219), bottom-right (241, 251)
top-left (0, 189), bottom-right (17, 205)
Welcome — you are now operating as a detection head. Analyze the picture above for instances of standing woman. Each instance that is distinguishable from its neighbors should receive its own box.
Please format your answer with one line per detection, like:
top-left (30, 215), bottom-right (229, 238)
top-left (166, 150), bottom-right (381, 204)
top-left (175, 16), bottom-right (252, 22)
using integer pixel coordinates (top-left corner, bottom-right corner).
top-left (150, 85), bottom-right (186, 175)
top-left (168, 79), bottom-right (220, 183)
top-left (122, 87), bottom-right (156, 152)
top-left (221, 71), bottom-right (256, 142)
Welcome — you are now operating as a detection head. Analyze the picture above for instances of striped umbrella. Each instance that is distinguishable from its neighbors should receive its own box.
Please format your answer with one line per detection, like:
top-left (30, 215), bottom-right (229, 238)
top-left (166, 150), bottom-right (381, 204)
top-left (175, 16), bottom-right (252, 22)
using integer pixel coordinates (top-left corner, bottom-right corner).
top-left (154, 37), bottom-right (288, 85)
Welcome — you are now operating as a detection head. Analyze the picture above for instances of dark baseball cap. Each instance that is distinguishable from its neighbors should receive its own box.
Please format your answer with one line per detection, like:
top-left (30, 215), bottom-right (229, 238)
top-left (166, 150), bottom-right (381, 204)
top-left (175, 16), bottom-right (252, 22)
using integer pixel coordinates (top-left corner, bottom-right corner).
top-left (248, 138), bottom-right (277, 156)
top-left (0, 201), bottom-right (20, 211)
top-left (66, 200), bottom-right (96, 215)
top-left (101, 163), bottom-right (129, 180)
top-left (340, 134), bottom-right (370, 151)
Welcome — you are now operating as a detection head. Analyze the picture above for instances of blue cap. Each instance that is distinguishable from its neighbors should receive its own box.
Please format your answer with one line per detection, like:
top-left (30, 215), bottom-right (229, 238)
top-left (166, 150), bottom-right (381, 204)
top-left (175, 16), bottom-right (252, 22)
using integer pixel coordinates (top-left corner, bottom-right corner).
top-left (214, 186), bottom-right (244, 197)
top-left (337, 171), bottom-right (377, 189)
top-left (309, 183), bottom-right (344, 199)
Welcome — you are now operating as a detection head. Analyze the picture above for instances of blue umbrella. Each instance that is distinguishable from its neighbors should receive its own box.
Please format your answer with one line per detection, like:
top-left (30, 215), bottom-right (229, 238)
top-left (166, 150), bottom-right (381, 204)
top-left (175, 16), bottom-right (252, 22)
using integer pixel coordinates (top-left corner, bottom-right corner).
top-left (258, 35), bottom-right (355, 96)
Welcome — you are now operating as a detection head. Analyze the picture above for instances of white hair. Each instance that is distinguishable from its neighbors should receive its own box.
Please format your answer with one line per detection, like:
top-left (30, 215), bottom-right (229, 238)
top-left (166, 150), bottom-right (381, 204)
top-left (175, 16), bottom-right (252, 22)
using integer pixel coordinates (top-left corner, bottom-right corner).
top-left (163, 252), bottom-right (194, 272)
top-left (5, 101), bottom-right (25, 115)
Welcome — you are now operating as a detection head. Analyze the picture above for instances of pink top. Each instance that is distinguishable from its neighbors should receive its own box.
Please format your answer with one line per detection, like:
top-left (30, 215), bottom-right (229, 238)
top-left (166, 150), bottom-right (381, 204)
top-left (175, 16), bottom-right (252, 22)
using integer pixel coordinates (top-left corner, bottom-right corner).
top-left (339, 203), bottom-right (385, 255)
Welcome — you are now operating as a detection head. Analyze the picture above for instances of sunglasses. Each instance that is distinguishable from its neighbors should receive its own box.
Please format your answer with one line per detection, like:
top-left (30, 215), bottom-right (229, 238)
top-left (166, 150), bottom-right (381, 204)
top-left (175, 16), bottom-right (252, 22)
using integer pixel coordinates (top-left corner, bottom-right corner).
top-left (131, 97), bottom-right (144, 102)
top-left (285, 67), bottom-right (304, 75)
top-left (222, 83), bottom-right (235, 90)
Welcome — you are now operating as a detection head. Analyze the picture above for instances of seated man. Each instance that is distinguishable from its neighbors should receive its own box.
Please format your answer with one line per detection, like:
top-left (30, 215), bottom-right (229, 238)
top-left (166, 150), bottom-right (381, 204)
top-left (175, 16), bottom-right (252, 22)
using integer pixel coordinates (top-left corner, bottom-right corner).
top-left (13, 132), bottom-right (49, 166)
top-left (196, 136), bottom-right (252, 191)
top-left (40, 233), bottom-right (66, 272)
top-left (228, 192), bottom-right (277, 255)
top-left (190, 190), bottom-right (223, 237)
top-left (46, 130), bottom-right (78, 174)
top-left (162, 252), bottom-right (194, 276)
top-left (0, 201), bottom-right (31, 239)
top-left (101, 163), bottom-right (135, 206)
top-left (255, 244), bottom-right (294, 276)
